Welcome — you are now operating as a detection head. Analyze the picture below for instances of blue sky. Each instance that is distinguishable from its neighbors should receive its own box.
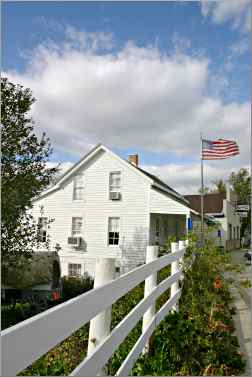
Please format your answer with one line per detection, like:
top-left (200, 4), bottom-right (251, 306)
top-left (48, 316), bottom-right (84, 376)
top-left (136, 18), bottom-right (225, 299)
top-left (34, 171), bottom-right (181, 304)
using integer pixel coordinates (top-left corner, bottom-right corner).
top-left (2, 1), bottom-right (251, 193)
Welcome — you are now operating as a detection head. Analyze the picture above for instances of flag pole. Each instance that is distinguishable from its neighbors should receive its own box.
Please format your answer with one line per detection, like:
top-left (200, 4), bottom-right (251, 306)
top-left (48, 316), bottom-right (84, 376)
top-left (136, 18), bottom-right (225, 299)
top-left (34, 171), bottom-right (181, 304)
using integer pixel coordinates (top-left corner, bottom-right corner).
top-left (200, 133), bottom-right (204, 247)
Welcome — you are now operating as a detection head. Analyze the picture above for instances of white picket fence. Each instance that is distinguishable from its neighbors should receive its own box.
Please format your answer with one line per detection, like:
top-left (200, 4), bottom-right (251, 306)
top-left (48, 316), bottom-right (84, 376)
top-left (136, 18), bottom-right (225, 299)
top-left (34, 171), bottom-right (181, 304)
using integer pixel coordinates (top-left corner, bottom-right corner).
top-left (1, 240), bottom-right (188, 376)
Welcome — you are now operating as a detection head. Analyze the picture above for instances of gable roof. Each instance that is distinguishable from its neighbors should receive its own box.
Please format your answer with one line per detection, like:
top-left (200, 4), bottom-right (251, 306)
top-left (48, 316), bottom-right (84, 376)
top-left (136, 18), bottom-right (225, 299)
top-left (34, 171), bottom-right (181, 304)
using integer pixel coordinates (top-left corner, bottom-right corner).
top-left (132, 165), bottom-right (188, 204)
top-left (184, 193), bottom-right (226, 215)
top-left (35, 143), bottom-right (188, 205)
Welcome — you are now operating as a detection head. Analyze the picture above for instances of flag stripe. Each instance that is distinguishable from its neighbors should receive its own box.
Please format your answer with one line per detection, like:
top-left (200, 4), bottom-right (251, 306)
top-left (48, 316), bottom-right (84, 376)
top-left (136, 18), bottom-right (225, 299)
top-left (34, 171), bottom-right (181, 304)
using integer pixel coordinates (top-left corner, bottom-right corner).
top-left (202, 138), bottom-right (239, 160)
top-left (209, 144), bottom-right (238, 150)
top-left (203, 147), bottom-right (239, 155)
top-left (203, 148), bottom-right (239, 156)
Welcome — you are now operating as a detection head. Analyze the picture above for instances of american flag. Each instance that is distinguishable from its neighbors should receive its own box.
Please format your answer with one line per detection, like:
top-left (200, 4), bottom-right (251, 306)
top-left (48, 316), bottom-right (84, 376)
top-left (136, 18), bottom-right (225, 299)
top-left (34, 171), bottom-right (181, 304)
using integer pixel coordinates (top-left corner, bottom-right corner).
top-left (202, 139), bottom-right (239, 160)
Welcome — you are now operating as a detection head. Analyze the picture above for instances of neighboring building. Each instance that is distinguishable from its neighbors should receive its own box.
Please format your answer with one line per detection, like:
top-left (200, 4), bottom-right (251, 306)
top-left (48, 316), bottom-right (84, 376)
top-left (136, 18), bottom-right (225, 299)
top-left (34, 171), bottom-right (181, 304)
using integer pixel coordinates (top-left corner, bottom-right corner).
top-left (185, 185), bottom-right (241, 250)
top-left (31, 144), bottom-right (192, 278)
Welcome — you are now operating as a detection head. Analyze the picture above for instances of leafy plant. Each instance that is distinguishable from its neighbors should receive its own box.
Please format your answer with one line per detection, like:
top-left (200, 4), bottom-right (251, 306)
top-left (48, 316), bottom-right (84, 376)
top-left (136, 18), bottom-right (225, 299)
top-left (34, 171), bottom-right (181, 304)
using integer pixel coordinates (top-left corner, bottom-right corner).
top-left (61, 274), bottom-right (94, 301)
top-left (1, 77), bottom-right (58, 277)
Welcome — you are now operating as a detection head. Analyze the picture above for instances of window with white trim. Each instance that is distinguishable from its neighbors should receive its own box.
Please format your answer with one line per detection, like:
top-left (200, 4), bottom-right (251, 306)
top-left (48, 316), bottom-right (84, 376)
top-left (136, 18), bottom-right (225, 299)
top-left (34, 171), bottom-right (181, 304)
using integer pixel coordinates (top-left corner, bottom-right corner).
top-left (68, 263), bottom-right (81, 277)
top-left (37, 217), bottom-right (48, 242)
top-left (108, 217), bottom-right (120, 245)
top-left (72, 217), bottom-right (83, 236)
top-left (73, 174), bottom-right (84, 200)
top-left (109, 172), bottom-right (121, 193)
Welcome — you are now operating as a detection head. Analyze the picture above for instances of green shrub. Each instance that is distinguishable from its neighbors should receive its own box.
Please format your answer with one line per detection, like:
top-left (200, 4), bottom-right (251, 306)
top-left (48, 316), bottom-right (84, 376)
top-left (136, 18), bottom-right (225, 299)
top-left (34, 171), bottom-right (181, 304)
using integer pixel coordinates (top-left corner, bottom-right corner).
top-left (1, 302), bottom-right (33, 330)
top-left (61, 273), bottom-right (94, 301)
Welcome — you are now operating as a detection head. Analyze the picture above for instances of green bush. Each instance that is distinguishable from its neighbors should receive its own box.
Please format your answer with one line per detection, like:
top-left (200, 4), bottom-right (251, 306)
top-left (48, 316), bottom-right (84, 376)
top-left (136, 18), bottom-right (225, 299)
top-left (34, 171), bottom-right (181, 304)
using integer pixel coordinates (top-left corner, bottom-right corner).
top-left (132, 250), bottom-right (246, 376)
top-left (1, 303), bottom-right (33, 330)
top-left (61, 274), bottom-right (94, 301)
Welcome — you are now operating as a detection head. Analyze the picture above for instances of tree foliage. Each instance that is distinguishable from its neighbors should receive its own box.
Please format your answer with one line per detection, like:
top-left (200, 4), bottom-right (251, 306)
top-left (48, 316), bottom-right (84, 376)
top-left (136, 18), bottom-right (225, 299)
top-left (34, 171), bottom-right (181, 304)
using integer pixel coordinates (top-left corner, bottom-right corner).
top-left (1, 77), bottom-right (57, 270)
top-left (229, 168), bottom-right (251, 204)
top-left (229, 168), bottom-right (251, 238)
top-left (211, 179), bottom-right (226, 194)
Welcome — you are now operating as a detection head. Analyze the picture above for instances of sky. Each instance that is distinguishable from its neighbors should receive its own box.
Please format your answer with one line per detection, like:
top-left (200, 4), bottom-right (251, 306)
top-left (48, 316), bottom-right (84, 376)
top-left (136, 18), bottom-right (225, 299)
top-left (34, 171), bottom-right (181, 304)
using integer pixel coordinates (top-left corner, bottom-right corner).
top-left (2, 0), bottom-right (251, 194)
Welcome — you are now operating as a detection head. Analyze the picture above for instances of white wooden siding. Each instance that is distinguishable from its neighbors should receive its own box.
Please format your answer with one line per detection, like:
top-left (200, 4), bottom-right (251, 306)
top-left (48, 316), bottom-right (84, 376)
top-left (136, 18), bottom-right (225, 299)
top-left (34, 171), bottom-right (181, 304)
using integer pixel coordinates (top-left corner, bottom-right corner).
top-left (150, 188), bottom-right (190, 215)
top-left (32, 150), bottom-right (150, 275)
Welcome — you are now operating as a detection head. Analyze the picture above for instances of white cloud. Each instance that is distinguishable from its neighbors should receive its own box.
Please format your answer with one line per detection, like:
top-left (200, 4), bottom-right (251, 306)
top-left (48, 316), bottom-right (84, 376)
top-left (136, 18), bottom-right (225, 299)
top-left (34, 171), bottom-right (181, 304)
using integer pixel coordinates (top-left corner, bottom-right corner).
top-left (65, 25), bottom-right (115, 52)
top-left (200, 0), bottom-right (251, 32)
top-left (5, 26), bottom-right (250, 191)
top-left (143, 160), bottom-right (250, 195)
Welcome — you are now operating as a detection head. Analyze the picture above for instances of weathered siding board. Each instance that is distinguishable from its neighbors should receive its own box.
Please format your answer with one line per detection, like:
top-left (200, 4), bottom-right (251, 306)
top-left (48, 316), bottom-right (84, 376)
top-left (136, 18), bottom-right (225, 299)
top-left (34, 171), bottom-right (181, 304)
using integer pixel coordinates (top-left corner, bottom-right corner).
top-left (150, 188), bottom-right (190, 215)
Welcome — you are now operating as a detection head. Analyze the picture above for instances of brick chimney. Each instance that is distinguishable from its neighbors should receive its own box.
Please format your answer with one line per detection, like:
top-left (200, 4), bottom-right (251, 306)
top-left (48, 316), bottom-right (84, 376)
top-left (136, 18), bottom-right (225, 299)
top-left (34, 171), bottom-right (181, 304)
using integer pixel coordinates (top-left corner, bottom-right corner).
top-left (128, 154), bottom-right (139, 167)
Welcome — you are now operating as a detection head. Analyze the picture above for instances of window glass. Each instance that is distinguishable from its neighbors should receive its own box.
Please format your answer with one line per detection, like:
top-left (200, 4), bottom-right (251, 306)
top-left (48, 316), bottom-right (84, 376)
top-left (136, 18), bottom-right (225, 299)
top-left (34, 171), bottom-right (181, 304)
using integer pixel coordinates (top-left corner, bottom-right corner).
top-left (68, 263), bottom-right (81, 277)
top-left (72, 217), bottom-right (83, 236)
top-left (109, 172), bottom-right (121, 192)
top-left (73, 175), bottom-right (84, 200)
top-left (37, 217), bottom-right (48, 242)
top-left (108, 217), bottom-right (120, 245)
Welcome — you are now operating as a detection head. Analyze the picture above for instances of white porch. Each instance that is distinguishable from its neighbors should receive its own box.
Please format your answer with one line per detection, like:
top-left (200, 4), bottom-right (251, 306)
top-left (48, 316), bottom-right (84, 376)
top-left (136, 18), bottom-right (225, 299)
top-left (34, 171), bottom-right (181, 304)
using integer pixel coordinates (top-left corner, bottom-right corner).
top-left (149, 213), bottom-right (188, 246)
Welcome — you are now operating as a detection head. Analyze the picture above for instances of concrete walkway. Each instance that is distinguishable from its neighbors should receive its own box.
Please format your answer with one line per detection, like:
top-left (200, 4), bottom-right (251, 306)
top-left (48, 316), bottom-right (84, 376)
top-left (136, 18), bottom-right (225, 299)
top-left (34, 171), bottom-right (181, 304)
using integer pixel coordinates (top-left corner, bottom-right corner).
top-left (229, 249), bottom-right (251, 376)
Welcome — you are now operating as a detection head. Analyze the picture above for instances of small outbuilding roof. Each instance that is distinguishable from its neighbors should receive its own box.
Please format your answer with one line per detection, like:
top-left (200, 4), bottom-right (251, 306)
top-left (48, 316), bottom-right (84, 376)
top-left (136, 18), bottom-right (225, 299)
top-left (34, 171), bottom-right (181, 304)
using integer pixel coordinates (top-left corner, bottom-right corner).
top-left (184, 193), bottom-right (226, 215)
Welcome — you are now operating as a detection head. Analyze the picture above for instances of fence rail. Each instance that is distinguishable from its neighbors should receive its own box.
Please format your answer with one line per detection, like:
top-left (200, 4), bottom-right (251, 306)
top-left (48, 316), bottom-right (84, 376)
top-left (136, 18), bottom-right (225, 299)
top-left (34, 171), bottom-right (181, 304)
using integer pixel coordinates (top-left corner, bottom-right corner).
top-left (1, 240), bottom-right (188, 376)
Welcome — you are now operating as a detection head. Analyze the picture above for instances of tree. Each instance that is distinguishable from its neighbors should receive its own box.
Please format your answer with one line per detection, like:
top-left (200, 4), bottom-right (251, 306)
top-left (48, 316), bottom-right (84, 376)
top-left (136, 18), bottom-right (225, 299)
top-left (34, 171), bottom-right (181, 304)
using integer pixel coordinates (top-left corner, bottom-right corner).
top-left (229, 168), bottom-right (251, 238)
top-left (211, 179), bottom-right (226, 194)
top-left (229, 168), bottom-right (251, 204)
top-left (198, 186), bottom-right (210, 195)
top-left (1, 77), bottom-right (58, 273)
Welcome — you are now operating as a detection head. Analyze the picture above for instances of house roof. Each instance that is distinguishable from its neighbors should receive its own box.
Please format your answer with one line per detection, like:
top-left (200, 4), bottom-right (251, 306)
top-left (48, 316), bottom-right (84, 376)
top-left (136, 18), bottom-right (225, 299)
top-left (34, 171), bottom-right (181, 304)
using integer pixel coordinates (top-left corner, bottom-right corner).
top-left (132, 165), bottom-right (189, 204)
top-left (184, 193), bottom-right (226, 215)
top-left (35, 143), bottom-right (188, 205)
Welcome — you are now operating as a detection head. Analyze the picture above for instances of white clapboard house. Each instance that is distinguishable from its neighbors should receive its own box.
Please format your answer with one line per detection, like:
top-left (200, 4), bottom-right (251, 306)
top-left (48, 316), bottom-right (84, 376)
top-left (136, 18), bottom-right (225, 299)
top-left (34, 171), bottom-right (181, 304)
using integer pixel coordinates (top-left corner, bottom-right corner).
top-left (31, 144), bottom-right (191, 278)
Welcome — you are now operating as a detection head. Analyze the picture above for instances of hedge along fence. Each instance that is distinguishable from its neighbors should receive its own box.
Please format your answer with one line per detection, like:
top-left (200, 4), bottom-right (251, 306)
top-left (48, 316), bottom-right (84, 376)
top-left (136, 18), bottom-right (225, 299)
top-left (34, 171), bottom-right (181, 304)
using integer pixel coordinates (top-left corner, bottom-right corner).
top-left (1, 241), bottom-right (187, 376)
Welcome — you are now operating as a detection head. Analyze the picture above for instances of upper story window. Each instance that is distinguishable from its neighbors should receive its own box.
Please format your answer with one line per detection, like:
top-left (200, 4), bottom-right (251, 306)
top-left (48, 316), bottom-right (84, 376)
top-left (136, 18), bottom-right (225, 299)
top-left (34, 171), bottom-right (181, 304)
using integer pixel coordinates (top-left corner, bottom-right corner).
top-left (72, 217), bottom-right (83, 236)
top-left (108, 217), bottom-right (120, 245)
top-left (37, 217), bottom-right (48, 243)
top-left (109, 172), bottom-right (121, 200)
top-left (73, 174), bottom-right (84, 200)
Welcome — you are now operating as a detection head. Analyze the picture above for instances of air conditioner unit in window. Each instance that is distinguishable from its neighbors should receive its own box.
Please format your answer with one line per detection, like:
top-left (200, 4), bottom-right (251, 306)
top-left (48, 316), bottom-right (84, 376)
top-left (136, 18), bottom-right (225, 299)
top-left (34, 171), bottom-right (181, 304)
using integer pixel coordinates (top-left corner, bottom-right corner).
top-left (68, 236), bottom-right (82, 247)
top-left (110, 192), bottom-right (121, 200)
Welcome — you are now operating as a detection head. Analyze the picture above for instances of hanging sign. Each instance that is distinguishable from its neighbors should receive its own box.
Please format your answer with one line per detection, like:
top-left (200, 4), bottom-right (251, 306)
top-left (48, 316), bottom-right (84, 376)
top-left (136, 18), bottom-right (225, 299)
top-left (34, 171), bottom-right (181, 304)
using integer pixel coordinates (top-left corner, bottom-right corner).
top-left (237, 204), bottom-right (250, 211)
top-left (238, 212), bottom-right (248, 218)
top-left (187, 217), bottom-right (193, 231)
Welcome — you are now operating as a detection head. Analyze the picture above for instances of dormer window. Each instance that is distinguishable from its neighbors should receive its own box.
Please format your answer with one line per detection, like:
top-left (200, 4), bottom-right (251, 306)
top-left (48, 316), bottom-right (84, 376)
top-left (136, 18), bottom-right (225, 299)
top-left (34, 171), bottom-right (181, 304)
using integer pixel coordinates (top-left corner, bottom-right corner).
top-left (73, 174), bottom-right (84, 200)
top-left (109, 172), bottom-right (121, 200)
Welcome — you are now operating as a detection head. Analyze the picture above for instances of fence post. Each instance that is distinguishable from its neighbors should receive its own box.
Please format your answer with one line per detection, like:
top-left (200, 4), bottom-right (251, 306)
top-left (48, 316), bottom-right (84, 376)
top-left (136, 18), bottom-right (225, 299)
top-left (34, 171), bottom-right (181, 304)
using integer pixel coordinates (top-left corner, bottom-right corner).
top-left (87, 257), bottom-right (115, 373)
top-left (142, 245), bottom-right (159, 354)
top-left (171, 242), bottom-right (179, 312)
top-left (178, 240), bottom-right (186, 281)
